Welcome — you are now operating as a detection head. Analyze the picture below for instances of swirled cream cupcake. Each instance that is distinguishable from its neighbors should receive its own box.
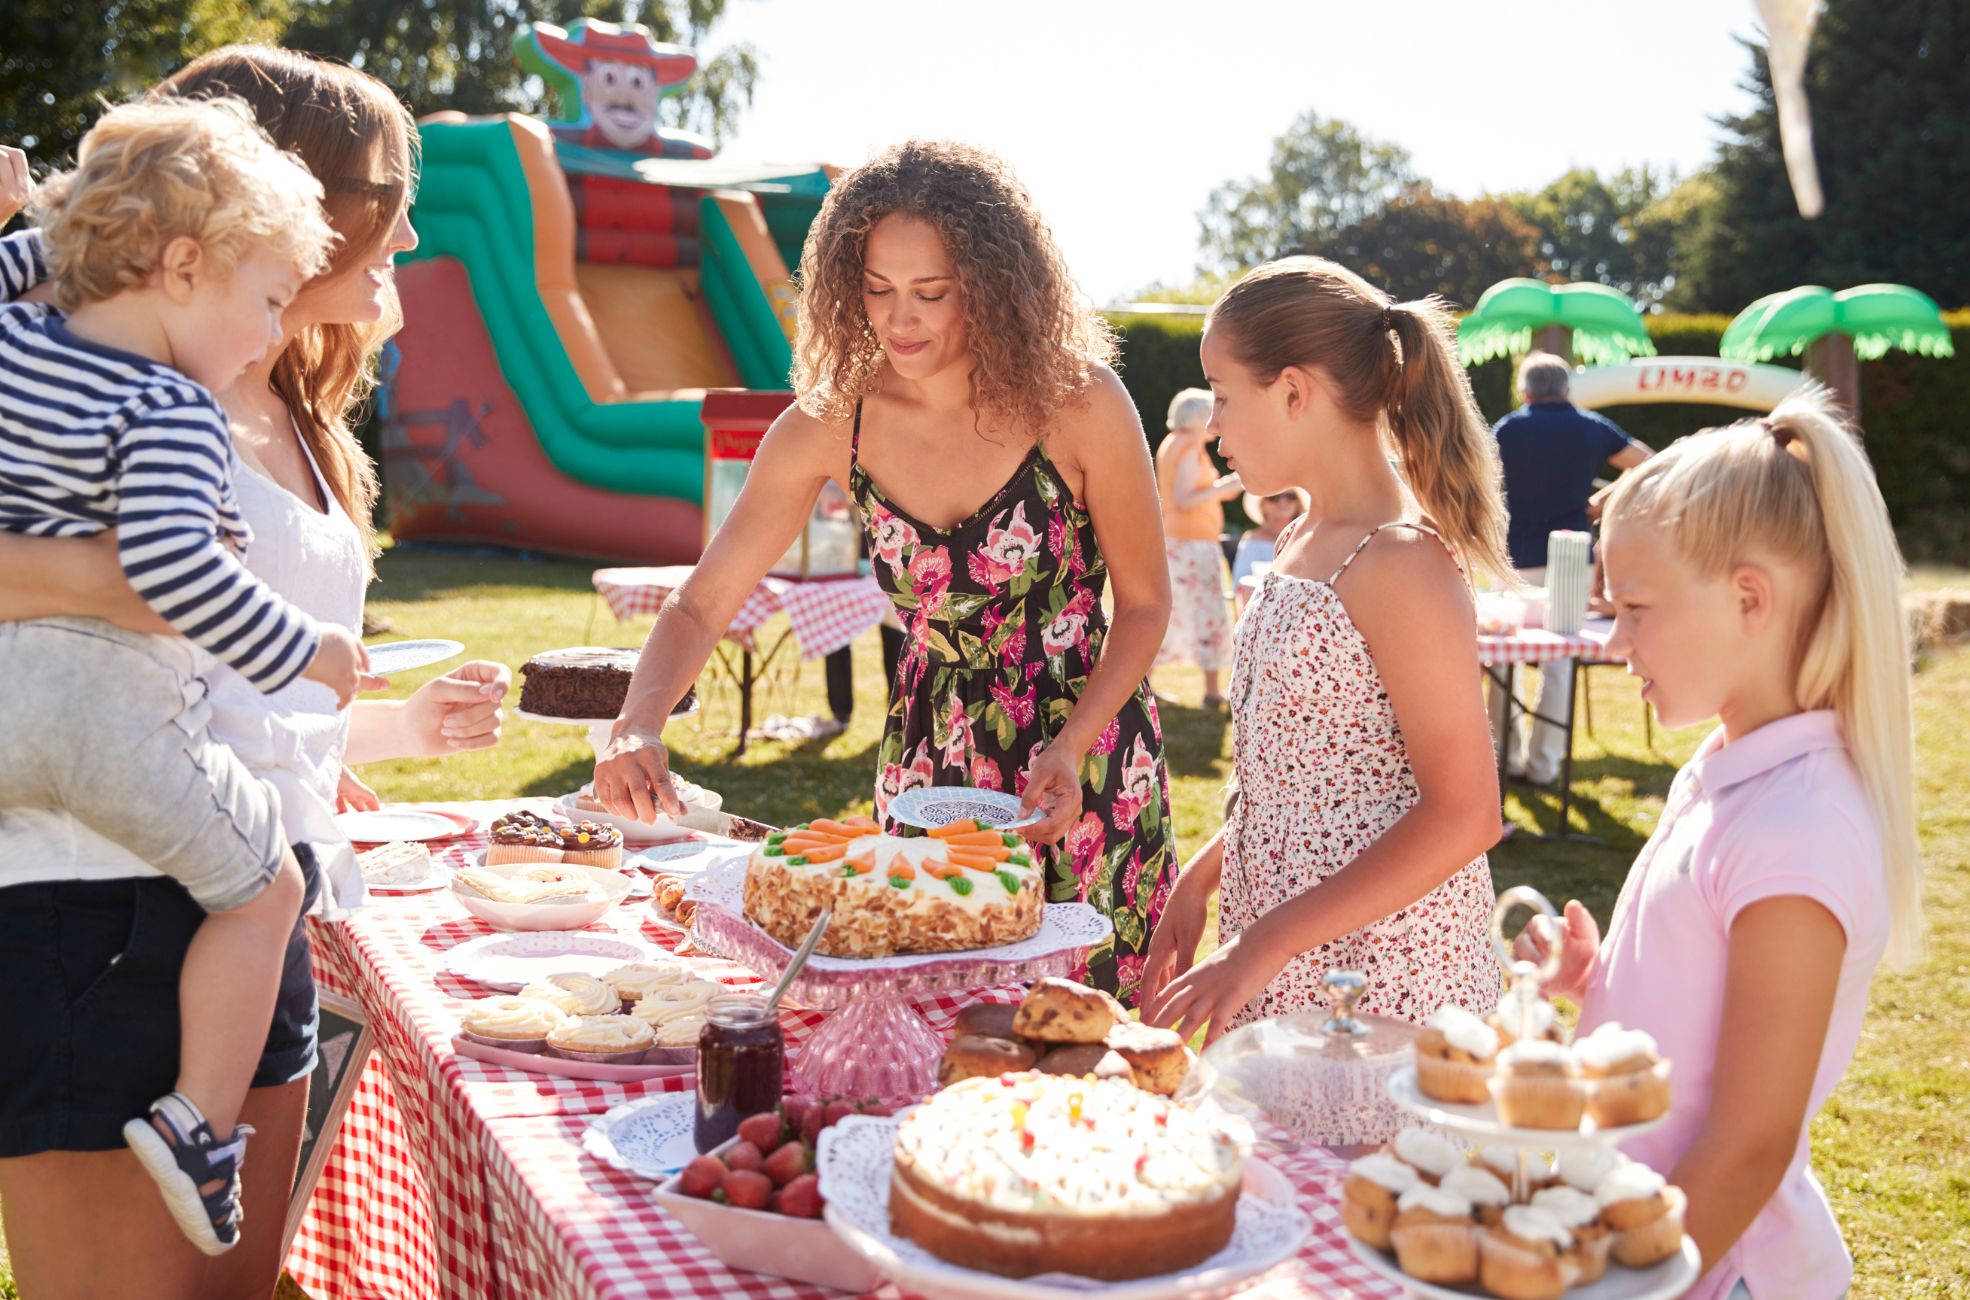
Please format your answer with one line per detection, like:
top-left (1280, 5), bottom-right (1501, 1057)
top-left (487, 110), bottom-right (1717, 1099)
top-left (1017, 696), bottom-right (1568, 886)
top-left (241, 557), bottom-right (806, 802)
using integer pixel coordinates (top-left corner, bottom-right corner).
top-left (546, 1014), bottom-right (656, 1065)
top-left (460, 995), bottom-right (568, 1053)
top-left (628, 979), bottom-right (720, 1035)
top-left (651, 1010), bottom-right (708, 1049)
top-left (603, 960), bottom-right (693, 1010)
top-left (519, 973), bottom-right (621, 1017)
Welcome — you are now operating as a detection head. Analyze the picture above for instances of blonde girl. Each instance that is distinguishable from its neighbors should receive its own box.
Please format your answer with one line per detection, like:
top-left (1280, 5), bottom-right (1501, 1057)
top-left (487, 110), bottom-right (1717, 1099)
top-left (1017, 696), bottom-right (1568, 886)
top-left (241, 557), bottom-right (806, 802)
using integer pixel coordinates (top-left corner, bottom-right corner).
top-left (1143, 256), bottom-right (1508, 1056)
top-left (1525, 387), bottom-right (1917, 1300)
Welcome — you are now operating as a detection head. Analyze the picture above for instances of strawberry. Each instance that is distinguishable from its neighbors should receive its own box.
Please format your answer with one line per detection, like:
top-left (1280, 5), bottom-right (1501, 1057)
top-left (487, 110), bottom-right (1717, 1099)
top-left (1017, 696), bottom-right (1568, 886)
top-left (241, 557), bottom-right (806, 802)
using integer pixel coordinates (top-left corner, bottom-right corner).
top-left (780, 1095), bottom-right (815, 1135)
top-left (762, 1139), bottom-right (812, 1187)
top-left (678, 1155), bottom-right (726, 1198)
top-left (820, 1100), bottom-right (858, 1130)
top-left (800, 1105), bottom-right (826, 1145)
top-left (723, 1140), bottom-right (764, 1173)
top-left (737, 1111), bottom-right (786, 1154)
top-left (777, 1173), bottom-right (824, 1219)
top-left (720, 1168), bottom-right (773, 1210)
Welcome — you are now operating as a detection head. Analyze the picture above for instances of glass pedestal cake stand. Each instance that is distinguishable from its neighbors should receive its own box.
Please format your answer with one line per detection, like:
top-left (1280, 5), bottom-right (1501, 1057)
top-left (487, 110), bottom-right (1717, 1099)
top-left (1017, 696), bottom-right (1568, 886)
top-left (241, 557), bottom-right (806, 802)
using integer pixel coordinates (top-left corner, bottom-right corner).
top-left (686, 856), bottom-right (1113, 1100)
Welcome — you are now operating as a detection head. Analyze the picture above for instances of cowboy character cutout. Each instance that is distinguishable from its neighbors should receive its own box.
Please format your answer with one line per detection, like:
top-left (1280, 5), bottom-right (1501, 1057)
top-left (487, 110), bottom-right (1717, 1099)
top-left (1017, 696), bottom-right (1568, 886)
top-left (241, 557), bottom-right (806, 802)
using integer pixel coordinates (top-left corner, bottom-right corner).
top-left (516, 18), bottom-right (715, 160)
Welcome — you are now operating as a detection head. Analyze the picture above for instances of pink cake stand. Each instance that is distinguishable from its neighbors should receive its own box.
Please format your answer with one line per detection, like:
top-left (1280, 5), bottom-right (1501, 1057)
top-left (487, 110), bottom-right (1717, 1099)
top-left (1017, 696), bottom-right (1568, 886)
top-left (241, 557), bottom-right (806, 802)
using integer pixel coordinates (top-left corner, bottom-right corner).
top-left (686, 857), bottom-right (1111, 1100)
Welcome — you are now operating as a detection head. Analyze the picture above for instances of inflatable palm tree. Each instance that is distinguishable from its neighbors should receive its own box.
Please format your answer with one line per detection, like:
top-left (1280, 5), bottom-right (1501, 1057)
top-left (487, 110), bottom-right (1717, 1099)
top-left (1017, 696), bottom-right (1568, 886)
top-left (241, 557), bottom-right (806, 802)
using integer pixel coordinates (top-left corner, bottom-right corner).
top-left (1456, 278), bottom-right (1657, 372)
top-left (1719, 284), bottom-right (1955, 418)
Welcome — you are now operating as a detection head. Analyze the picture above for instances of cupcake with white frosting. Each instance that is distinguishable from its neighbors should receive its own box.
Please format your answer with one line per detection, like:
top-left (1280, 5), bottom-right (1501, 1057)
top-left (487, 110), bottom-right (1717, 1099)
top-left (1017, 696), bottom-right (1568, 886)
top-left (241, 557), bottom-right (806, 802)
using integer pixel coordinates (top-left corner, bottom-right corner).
top-left (1576, 1021), bottom-right (1672, 1128)
top-left (1440, 1164), bottom-right (1512, 1227)
top-left (1388, 1127), bottom-right (1463, 1185)
top-left (1597, 1163), bottom-right (1687, 1267)
top-left (1388, 1183), bottom-right (1478, 1285)
top-left (1414, 1003), bottom-right (1500, 1104)
top-left (1530, 1185), bottom-right (1614, 1283)
top-left (1488, 984), bottom-right (1565, 1048)
top-left (1478, 1204), bottom-right (1578, 1300)
top-left (1488, 1040), bottom-right (1588, 1130)
top-left (1555, 1144), bottom-right (1629, 1196)
top-left (1341, 1152), bottom-right (1419, 1250)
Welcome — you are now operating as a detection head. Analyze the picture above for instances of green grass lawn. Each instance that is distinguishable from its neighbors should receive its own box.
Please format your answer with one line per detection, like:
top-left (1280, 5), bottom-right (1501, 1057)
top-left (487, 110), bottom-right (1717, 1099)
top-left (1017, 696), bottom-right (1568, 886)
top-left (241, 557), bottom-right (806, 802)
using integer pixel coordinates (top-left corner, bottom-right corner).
top-left (3, 544), bottom-right (1962, 1296)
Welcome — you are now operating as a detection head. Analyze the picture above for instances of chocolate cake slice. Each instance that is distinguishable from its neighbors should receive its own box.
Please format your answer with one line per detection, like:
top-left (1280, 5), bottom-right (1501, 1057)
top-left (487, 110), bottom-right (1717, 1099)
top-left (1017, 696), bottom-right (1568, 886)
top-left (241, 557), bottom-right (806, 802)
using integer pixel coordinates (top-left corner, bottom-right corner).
top-left (518, 647), bottom-right (697, 720)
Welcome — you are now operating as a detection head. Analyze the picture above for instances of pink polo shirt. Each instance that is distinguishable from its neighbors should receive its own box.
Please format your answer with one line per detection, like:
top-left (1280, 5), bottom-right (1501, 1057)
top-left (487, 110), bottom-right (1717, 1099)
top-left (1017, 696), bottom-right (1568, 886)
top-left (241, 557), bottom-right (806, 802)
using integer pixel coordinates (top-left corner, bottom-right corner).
top-left (1579, 710), bottom-right (1888, 1300)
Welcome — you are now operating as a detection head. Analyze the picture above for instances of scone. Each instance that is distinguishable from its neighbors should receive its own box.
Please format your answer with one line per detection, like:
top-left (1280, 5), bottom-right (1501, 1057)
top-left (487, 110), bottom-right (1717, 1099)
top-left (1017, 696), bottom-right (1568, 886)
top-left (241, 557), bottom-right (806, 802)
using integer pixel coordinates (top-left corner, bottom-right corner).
top-left (460, 995), bottom-right (566, 1053)
top-left (1439, 1164), bottom-right (1512, 1227)
top-left (1477, 1205), bottom-right (1578, 1300)
top-left (1575, 1022), bottom-right (1672, 1128)
top-left (1414, 1003), bottom-right (1500, 1104)
top-left (953, 1001), bottom-right (1025, 1041)
top-left (1530, 1186), bottom-right (1613, 1284)
top-left (1012, 977), bottom-right (1125, 1043)
top-left (1388, 1127), bottom-right (1463, 1185)
top-left (1387, 1184), bottom-right (1478, 1285)
top-left (939, 1034), bottom-right (1040, 1086)
top-left (1488, 1040), bottom-right (1588, 1130)
top-left (518, 973), bottom-right (622, 1018)
top-left (1103, 1021), bottom-right (1190, 1095)
top-left (545, 1014), bottom-right (656, 1064)
top-left (1033, 1043), bottom-right (1133, 1081)
top-left (1341, 1152), bottom-right (1419, 1250)
top-left (1597, 1164), bottom-right (1688, 1267)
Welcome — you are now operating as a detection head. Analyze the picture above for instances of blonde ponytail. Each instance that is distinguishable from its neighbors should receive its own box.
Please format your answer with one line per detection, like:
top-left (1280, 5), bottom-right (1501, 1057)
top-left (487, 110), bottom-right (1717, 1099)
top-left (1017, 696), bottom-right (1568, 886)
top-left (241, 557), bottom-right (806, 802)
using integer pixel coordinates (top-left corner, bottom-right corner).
top-left (1385, 302), bottom-right (1512, 584)
top-left (1606, 386), bottom-right (1921, 965)
top-left (1206, 258), bottom-right (1511, 583)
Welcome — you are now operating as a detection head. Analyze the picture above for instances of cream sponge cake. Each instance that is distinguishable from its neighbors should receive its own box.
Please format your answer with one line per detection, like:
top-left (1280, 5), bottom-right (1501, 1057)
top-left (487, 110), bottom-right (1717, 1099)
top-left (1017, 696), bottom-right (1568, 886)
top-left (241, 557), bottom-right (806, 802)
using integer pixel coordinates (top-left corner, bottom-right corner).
top-left (743, 817), bottom-right (1043, 958)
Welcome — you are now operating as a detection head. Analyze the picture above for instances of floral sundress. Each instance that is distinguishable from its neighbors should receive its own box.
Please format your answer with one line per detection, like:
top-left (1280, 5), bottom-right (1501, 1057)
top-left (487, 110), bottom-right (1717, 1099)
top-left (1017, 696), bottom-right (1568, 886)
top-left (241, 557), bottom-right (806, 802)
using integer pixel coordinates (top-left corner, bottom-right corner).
top-left (850, 403), bottom-right (1176, 998)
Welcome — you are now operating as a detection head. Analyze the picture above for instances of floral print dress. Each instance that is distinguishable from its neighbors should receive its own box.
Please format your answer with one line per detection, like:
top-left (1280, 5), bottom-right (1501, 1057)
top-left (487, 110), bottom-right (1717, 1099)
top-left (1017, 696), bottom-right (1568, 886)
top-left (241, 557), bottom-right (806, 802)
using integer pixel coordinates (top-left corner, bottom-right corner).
top-left (851, 405), bottom-right (1176, 998)
top-left (1220, 521), bottom-right (1502, 1028)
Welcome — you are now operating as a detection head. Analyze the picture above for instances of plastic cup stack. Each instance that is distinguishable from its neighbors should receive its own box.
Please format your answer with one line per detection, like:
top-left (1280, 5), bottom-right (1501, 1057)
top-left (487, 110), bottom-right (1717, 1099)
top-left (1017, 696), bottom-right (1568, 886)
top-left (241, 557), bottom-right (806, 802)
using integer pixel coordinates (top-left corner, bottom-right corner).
top-left (1545, 530), bottom-right (1591, 635)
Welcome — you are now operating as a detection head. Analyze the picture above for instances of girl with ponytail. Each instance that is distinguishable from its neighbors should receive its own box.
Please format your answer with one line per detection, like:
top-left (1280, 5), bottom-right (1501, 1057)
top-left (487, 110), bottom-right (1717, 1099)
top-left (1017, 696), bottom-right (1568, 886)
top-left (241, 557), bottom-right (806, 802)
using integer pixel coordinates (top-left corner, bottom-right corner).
top-left (1521, 386), bottom-right (1918, 1299)
top-left (1142, 257), bottom-right (1509, 1084)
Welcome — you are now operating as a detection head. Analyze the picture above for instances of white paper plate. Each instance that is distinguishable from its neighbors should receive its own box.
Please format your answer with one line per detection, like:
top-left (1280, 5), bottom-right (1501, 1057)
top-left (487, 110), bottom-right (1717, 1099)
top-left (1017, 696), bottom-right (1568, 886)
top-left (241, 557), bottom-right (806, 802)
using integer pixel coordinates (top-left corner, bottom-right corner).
top-left (818, 1113), bottom-right (1310, 1300)
top-left (886, 786), bottom-right (1041, 831)
top-left (1345, 1233), bottom-right (1699, 1300)
top-left (1387, 1066), bottom-right (1670, 1149)
top-left (583, 1094), bottom-right (700, 1181)
top-left (441, 930), bottom-right (658, 991)
top-left (335, 809), bottom-right (468, 843)
top-left (364, 638), bottom-right (464, 676)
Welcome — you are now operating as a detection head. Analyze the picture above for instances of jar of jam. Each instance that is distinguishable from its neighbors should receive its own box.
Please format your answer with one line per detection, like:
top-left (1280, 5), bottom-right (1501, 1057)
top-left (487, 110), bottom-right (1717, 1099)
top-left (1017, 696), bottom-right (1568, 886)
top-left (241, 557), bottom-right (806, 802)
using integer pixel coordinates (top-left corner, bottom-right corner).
top-left (694, 992), bottom-right (785, 1151)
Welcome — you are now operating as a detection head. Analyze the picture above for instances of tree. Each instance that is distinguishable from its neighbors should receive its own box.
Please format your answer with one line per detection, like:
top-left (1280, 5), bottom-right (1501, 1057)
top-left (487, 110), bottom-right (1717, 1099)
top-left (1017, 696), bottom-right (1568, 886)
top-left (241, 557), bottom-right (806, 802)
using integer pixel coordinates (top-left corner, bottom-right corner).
top-left (1670, 3), bottom-right (1970, 312)
top-left (1320, 187), bottom-right (1543, 308)
top-left (0, 0), bottom-right (288, 169)
top-left (1503, 165), bottom-right (1681, 306)
top-left (1197, 111), bottom-right (1419, 272)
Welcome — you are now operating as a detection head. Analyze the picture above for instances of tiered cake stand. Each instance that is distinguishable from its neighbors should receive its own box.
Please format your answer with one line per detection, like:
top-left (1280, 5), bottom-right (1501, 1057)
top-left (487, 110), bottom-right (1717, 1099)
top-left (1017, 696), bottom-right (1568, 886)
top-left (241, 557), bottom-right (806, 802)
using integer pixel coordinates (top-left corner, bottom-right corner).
top-left (685, 854), bottom-right (1112, 1099)
top-left (1348, 887), bottom-right (1701, 1300)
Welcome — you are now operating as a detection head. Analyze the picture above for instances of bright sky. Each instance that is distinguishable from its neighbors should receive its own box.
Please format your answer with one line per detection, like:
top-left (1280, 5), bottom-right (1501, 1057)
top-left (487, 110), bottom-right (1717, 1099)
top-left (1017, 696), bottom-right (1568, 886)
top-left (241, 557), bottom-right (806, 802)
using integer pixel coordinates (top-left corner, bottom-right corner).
top-left (708, 0), bottom-right (1766, 304)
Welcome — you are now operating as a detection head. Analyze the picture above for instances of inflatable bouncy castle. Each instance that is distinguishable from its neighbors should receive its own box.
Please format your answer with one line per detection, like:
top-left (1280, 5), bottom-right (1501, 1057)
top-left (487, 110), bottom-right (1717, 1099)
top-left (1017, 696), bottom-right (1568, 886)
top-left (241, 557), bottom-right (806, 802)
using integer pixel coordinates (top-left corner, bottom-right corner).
top-left (380, 18), bottom-right (831, 561)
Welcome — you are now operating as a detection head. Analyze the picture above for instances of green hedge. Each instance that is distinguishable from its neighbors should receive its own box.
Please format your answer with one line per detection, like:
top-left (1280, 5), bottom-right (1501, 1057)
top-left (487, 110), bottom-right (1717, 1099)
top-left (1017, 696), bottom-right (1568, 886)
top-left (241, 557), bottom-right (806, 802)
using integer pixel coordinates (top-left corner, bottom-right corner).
top-left (1108, 309), bottom-right (1970, 563)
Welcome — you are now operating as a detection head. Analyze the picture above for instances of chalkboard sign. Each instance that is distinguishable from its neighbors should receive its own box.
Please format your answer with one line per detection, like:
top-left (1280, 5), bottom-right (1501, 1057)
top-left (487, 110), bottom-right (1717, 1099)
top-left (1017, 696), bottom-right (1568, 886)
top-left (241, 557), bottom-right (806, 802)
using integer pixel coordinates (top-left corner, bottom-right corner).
top-left (281, 989), bottom-right (374, 1255)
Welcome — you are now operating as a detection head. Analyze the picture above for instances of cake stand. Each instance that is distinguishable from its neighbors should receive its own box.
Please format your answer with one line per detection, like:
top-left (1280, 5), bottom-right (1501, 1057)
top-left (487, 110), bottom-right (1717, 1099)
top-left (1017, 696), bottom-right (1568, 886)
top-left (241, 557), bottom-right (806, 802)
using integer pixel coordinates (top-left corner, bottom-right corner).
top-left (684, 854), bottom-right (1113, 1100)
top-left (1357, 886), bottom-right (1701, 1300)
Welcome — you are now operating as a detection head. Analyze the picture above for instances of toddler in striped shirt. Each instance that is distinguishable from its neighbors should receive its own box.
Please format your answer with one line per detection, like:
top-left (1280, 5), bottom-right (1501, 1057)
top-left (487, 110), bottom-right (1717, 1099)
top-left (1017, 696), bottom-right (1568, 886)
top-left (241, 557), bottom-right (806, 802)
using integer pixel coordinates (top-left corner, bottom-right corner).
top-left (0, 98), bottom-right (365, 1254)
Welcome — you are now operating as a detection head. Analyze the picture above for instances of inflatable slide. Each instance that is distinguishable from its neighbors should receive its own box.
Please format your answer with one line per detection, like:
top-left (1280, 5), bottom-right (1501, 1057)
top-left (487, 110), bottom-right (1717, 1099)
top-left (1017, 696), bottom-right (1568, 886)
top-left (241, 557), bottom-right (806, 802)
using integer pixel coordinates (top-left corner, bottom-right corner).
top-left (380, 18), bottom-right (830, 561)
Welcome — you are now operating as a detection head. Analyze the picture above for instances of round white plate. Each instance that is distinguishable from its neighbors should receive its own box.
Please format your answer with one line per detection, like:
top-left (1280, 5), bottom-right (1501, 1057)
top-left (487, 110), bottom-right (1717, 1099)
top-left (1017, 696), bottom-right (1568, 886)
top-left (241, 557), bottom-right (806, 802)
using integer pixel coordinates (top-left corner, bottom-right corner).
top-left (1387, 1066), bottom-right (1669, 1149)
top-left (364, 638), bottom-right (464, 676)
top-left (441, 930), bottom-right (657, 991)
top-left (1345, 1233), bottom-right (1699, 1300)
top-left (583, 1094), bottom-right (700, 1181)
top-left (886, 786), bottom-right (1041, 831)
top-left (335, 809), bottom-right (467, 843)
top-left (818, 1113), bottom-right (1310, 1300)
top-left (626, 841), bottom-right (719, 874)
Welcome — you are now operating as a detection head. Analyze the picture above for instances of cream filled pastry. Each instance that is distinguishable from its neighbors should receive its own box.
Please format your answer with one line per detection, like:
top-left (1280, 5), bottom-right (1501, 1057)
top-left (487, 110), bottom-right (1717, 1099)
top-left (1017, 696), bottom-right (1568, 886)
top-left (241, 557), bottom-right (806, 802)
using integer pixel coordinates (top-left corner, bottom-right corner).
top-left (460, 995), bottom-right (567, 1051)
top-left (519, 973), bottom-right (621, 1017)
top-left (546, 1013), bottom-right (655, 1063)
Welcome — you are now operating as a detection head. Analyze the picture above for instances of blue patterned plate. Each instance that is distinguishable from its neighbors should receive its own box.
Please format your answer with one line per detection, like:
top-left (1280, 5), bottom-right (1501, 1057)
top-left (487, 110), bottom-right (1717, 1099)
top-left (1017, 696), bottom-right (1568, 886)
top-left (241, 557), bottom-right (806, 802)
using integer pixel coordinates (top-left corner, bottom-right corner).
top-left (363, 638), bottom-right (464, 676)
top-left (583, 1094), bottom-right (699, 1181)
top-left (885, 786), bottom-right (1041, 831)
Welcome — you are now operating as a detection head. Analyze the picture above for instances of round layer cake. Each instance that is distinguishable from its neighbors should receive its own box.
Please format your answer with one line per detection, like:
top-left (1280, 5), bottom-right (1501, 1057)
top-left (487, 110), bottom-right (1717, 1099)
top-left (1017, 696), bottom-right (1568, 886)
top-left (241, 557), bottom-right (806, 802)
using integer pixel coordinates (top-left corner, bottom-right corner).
top-left (518, 646), bottom-right (698, 720)
top-left (742, 818), bottom-right (1043, 958)
top-left (890, 1072), bottom-right (1245, 1280)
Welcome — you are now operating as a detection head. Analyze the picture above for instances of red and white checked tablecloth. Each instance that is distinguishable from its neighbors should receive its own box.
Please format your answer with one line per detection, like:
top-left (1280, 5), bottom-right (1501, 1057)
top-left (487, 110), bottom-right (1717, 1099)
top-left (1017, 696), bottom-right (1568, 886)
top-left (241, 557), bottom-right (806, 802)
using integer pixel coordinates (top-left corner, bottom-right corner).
top-left (1477, 620), bottom-right (1613, 667)
top-left (593, 566), bottom-right (893, 660)
top-left (286, 798), bottom-right (1399, 1300)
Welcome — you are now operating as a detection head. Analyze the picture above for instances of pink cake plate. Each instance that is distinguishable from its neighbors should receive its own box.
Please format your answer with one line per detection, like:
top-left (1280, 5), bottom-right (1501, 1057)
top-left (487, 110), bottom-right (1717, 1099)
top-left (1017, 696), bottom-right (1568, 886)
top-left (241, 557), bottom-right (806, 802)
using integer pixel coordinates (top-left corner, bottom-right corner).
top-left (685, 855), bottom-right (1112, 1101)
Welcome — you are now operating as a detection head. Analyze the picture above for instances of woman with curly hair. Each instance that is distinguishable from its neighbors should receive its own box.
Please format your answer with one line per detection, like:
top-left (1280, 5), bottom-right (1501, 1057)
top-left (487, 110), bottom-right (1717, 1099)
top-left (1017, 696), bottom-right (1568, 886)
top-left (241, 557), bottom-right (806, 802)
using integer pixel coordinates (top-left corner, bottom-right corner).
top-left (597, 140), bottom-right (1178, 995)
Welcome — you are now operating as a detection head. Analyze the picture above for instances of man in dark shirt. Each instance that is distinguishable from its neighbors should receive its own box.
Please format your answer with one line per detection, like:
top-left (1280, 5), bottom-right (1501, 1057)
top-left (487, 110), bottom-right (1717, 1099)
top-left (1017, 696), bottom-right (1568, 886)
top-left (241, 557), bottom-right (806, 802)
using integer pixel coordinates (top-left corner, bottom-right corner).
top-left (1490, 352), bottom-right (1651, 783)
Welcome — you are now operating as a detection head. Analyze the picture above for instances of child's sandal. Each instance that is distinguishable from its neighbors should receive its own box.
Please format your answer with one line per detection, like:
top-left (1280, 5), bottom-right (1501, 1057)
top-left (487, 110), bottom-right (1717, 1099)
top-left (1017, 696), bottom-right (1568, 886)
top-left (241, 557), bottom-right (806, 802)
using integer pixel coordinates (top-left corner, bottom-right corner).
top-left (122, 1092), bottom-right (253, 1256)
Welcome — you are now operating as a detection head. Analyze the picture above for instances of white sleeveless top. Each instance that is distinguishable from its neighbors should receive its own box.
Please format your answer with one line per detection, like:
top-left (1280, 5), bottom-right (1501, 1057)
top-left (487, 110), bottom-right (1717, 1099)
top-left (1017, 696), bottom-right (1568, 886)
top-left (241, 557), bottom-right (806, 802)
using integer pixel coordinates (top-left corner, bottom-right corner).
top-left (4, 432), bottom-right (370, 914)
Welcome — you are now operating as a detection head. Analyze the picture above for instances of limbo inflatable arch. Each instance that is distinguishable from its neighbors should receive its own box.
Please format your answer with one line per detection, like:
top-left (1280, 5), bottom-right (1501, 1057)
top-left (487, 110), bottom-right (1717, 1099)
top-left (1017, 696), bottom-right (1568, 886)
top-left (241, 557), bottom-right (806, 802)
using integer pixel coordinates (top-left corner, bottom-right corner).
top-left (1568, 357), bottom-right (1805, 413)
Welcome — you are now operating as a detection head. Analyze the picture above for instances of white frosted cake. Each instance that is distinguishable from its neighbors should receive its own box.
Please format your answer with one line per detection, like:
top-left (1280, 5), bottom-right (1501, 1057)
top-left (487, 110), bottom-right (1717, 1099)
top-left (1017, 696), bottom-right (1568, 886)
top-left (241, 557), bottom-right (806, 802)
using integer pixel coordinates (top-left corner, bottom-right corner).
top-left (890, 1072), bottom-right (1244, 1279)
top-left (743, 817), bottom-right (1043, 958)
